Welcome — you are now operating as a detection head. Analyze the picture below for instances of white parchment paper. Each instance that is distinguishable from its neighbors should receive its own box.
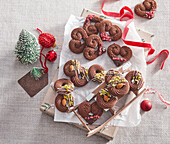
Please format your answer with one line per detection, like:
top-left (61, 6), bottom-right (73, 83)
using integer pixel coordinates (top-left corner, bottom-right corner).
top-left (54, 15), bottom-right (147, 127)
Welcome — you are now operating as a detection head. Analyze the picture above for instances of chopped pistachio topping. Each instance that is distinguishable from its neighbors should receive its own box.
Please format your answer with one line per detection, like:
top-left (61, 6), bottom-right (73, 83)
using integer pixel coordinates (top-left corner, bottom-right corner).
top-left (108, 76), bottom-right (126, 87)
top-left (63, 93), bottom-right (74, 107)
top-left (132, 73), bottom-right (142, 84)
top-left (62, 84), bottom-right (74, 92)
top-left (93, 71), bottom-right (106, 82)
top-left (99, 88), bottom-right (110, 97)
top-left (99, 88), bottom-right (117, 101)
top-left (71, 60), bottom-right (81, 74)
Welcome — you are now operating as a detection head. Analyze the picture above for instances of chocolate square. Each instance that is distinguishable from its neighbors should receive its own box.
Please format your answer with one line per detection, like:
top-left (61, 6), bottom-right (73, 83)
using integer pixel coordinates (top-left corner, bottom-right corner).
top-left (18, 71), bottom-right (48, 97)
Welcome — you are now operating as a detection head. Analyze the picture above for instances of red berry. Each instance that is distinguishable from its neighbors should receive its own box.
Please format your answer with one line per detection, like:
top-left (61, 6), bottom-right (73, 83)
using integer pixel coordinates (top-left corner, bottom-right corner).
top-left (46, 50), bottom-right (57, 62)
top-left (140, 100), bottom-right (152, 112)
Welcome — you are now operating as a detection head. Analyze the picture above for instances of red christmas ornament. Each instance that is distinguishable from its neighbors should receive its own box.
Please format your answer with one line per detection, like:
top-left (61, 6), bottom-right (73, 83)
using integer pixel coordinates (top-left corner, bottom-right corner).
top-left (37, 28), bottom-right (56, 48)
top-left (141, 100), bottom-right (152, 112)
top-left (46, 50), bottom-right (57, 62)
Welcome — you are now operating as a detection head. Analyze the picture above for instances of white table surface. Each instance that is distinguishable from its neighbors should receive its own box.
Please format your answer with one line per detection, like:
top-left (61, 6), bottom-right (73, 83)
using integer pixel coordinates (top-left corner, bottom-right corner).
top-left (0, 0), bottom-right (169, 144)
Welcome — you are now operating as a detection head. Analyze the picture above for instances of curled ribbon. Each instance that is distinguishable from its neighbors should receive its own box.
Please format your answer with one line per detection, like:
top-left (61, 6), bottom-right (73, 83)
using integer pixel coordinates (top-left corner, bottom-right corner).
top-left (101, 0), bottom-right (169, 70)
top-left (144, 88), bottom-right (170, 108)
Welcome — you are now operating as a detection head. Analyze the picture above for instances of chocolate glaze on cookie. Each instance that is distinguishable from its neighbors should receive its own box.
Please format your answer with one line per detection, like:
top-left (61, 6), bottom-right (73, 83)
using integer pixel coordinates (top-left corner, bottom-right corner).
top-left (71, 67), bottom-right (88, 87)
top-left (105, 69), bottom-right (121, 84)
top-left (99, 20), bottom-right (122, 41)
top-left (107, 43), bottom-right (132, 67)
top-left (96, 89), bottom-right (118, 109)
top-left (83, 15), bottom-right (104, 36)
top-left (125, 70), bottom-right (144, 95)
top-left (63, 60), bottom-right (81, 77)
top-left (54, 78), bottom-right (74, 93)
top-left (105, 70), bottom-right (130, 98)
top-left (78, 101), bottom-right (103, 124)
top-left (88, 64), bottom-right (105, 83)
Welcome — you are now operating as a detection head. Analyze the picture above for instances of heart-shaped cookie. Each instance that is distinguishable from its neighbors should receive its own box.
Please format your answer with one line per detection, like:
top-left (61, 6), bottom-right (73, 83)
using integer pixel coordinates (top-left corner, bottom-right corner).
top-left (78, 101), bottom-right (103, 124)
top-left (99, 20), bottom-right (122, 41)
top-left (134, 0), bottom-right (157, 19)
top-left (107, 43), bottom-right (132, 67)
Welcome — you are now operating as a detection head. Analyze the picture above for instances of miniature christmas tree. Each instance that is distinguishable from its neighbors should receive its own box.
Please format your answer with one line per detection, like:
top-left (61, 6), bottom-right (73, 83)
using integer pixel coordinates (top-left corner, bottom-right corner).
top-left (15, 29), bottom-right (40, 65)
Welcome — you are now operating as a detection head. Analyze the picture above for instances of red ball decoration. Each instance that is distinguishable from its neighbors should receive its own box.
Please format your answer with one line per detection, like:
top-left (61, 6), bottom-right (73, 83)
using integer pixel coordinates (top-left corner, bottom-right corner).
top-left (38, 33), bottom-right (56, 48)
top-left (46, 50), bottom-right (57, 62)
top-left (141, 100), bottom-right (152, 112)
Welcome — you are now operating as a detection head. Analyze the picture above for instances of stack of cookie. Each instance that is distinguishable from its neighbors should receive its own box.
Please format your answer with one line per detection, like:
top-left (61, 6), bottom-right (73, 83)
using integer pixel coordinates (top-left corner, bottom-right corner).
top-left (69, 15), bottom-right (133, 67)
top-left (77, 69), bottom-right (144, 124)
top-left (54, 15), bottom-right (145, 125)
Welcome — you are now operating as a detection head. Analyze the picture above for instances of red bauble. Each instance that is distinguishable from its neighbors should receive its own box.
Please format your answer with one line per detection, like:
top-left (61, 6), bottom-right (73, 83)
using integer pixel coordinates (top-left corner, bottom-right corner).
top-left (46, 50), bottom-right (57, 62)
top-left (38, 33), bottom-right (56, 48)
top-left (141, 100), bottom-right (152, 111)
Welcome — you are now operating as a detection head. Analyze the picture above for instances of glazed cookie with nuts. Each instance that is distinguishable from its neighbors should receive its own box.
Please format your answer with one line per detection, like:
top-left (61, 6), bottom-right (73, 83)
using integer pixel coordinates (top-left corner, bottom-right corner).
top-left (134, 0), bottom-right (157, 19)
top-left (55, 93), bottom-right (74, 112)
top-left (105, 70), bottom-right (130, 98)
top-left (63, 60), bottom-right (81, 77)
top-left (96, 88), bottom-right (118, 109)
top-left (88, 64), bottom-right (106, 83)
top-left (107, 74), bottom-right (130, 98)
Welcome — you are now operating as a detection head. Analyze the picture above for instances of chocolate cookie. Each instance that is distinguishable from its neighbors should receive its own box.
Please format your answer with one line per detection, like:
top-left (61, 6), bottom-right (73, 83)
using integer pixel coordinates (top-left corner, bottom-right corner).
top-left (69, 27), bottom-right (88, 54)
top-left (88, 64), bottom-right (106, 83)
top-left (107, 75), bottom-right (130, 98)
top-left (83, 34), bottom-right (106, 60)
top-left (54, 78), bottom-right (74, 94)
top-left (55, 93), bottom-right (74, 113)
top-left (96, 88), bottom-right (118, 109)
top-left (63, 60), bottom-right (81, 77)
top-left (71, 67), bottom-right (88, 87)
top-left (78, 101), bottom-right (103, 124)
top-left (99, 20), bottom-right (122, 41)
top-left (107, 43), bottom-right (132, 67)
top-left (134, 0), bottom-right (157, 19)
top-left (83, 15), bottom-right (104, 36)
top-left (125, 71), bottom-right (144, 95)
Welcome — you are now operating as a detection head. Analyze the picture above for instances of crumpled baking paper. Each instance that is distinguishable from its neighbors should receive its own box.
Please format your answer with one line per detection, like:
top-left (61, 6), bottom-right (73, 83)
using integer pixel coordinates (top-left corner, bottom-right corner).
top-left (54, 15), bottom-right (146, 127)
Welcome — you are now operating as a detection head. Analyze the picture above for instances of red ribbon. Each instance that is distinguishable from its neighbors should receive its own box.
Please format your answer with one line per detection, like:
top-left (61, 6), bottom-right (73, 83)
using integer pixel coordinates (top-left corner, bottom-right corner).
top-left (101, 0), bottom-right (169, 70)
top-left (144, 88), bottom-right (170, 108)
top-left (146, 49), bottom-right (169, 70)
top-left (37, 28), bottom-right (48, 73)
